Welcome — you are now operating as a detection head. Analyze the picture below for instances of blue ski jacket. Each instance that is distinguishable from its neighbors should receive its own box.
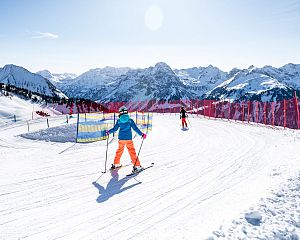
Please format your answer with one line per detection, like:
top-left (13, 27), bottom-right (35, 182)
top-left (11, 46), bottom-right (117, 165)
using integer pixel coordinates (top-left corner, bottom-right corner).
top-left (108, 118), bottom-right (143, 140)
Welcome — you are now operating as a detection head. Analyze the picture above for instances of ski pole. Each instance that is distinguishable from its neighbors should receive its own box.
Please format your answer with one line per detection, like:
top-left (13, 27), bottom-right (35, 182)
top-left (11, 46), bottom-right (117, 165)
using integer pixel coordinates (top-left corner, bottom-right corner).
top-left (102, 135), bottom-right (109, 173)
top-left (133, 137), bottom-right (145, 167)
top-left (133, 112), bottom-right (150, 167)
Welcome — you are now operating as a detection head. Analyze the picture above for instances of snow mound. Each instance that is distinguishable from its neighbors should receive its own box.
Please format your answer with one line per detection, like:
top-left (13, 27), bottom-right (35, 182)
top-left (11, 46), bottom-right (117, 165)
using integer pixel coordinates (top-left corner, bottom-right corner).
top-left (245, 211), bottom-right (262, 226)
top-left (210, 173), bottom-right (300, 239)
top-left (20, 124), bottom-right (77, 143)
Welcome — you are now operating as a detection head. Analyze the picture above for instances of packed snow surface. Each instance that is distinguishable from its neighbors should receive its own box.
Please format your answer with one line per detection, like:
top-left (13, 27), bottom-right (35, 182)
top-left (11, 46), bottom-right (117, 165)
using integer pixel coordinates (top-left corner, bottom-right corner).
top-left (0, 114), bottom-right (299, 239)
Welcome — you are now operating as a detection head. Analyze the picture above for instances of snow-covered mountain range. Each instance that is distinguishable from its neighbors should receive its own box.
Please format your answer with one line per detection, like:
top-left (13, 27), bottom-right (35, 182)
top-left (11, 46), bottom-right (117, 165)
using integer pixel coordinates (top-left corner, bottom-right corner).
top-left (206, 65), bottom-right (296, 102)
top-left (2, 62), bottom-right (300, 103)
top-left (102, 62), bottom-right (194, 102)
top-left (36, 70), bottom-right (77, 84)
top-left (174, 65), bottom-right (229, 97)
top-left (58, 66), bottom-right (131, 101)
top-left (58, 62), bottom-right (300, 102)
top-left (0, 65), bottom-right (66, 99)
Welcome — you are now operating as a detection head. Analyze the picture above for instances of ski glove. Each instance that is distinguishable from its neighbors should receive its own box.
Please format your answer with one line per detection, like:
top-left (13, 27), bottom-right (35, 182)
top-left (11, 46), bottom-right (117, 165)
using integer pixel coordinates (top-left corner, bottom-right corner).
top-left (105, 130), bottom-right (109, 136)
top-left (142, 133), bottom-right (147, 139)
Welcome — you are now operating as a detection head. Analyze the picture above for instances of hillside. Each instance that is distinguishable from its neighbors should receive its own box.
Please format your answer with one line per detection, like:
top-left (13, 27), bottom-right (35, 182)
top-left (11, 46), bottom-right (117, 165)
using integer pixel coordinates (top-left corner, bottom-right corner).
top-left (0, 64), bottom-right (67, 99)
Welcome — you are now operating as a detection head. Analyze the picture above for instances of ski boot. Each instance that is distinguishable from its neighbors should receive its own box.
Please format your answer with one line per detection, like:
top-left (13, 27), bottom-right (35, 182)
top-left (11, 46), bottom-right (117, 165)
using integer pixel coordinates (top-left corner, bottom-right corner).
top-left (110, 164), bottom-right (122, 171)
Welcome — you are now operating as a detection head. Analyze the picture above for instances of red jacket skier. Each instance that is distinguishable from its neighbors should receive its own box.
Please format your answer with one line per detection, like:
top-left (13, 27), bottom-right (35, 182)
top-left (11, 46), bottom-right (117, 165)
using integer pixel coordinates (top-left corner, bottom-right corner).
top-left (180, 107), bottom-right (188, 128)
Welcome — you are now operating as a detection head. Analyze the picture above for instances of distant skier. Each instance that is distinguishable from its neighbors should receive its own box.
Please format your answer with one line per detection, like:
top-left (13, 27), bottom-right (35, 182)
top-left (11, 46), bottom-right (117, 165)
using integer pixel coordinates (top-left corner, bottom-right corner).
top-left (106, 106), bottom-right (147, 172)
top-left (180, 106), bottom-right (188, 129)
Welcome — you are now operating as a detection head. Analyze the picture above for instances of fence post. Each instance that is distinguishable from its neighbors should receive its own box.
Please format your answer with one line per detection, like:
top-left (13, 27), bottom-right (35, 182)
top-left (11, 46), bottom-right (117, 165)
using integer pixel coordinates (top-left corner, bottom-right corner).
top-left (234, 102), bottom-right (238, 122)
top-left (228, 102), bottom-right (231, 121)
top-left (75, 113), bottom-right (80, 143)
top-left (248, 101), bottom-right (250, 123)
top-left (264, 102), bottom-right (267, 125)
top-left (284, 99), bottom-right (287, 129)
top-left (204, 99), bottom-right (206, 118)
top-left (220, 100), bottom-right (223, 120)
top-left (242, 101), bottom-right (244, 123)
top-left (136, 110), bottom-right (138, 124)
top-left (27, 121), bottom-right (30, 132)
top-left (294, 91), bottom-right (300, 129)
top-left (47, 118), bottom-right (49, 128)
top-left (14, 115), bottom-right (16, 122)
top-left (196, 99), bottom-right (199, 117)
top-left (256, 101), bottom-right (259, 124)
top-left (209, 101), bottom-right (212, 119)
top-left (214, 101), bottom-right (217, 119)
top-left (272, 102), bottom-right (275, 127)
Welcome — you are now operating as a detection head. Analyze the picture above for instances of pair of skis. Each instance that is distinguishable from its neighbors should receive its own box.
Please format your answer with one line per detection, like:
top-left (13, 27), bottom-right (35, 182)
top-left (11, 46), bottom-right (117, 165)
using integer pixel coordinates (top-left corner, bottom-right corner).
top-left (126, 163), bottom-right (154, 177)
top-left (109, 163), bottom-right (154, 177)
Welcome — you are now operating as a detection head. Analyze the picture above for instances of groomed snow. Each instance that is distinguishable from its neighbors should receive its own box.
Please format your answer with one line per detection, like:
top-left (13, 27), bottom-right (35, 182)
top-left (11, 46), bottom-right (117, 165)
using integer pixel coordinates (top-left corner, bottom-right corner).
top-left (0, 114), bottom-right (299, 239)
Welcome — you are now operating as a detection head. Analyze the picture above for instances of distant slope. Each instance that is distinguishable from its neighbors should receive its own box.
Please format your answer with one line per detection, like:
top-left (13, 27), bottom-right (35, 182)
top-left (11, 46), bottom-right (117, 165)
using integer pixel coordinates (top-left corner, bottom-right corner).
top-left (0, 93), bottom-right (60, 124)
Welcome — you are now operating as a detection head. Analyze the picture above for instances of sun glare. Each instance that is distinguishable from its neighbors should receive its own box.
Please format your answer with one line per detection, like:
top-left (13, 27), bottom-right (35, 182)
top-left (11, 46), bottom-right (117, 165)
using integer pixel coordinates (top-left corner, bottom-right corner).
top-left (144, 5), bottom-right (164, 31)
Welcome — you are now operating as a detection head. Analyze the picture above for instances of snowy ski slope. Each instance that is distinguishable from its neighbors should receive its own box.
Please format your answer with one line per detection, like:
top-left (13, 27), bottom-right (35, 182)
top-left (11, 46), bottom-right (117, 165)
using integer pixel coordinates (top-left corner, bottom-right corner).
top-left (0, 114), bottom-right (299, 239)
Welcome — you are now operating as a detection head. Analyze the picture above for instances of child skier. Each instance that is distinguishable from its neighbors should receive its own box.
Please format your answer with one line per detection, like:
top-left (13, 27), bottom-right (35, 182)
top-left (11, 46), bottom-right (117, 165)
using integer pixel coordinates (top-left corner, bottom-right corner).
top-left (106, 106), bottom-right (147, 172)
top-left (180, 106), bottom-right (188, 129)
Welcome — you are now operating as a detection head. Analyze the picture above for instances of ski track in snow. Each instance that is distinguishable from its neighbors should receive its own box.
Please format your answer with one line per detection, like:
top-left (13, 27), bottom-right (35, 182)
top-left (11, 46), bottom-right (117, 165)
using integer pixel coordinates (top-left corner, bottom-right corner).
top-left (0, 114), bottom-right (299, 239)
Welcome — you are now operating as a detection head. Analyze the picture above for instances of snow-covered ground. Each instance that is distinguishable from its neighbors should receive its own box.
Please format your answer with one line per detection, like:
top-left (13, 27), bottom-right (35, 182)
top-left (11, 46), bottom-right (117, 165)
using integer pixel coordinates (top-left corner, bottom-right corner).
top-left (0, 113), bottom-right (299, 239)
top-left (0, 94), bottom-right (61, 125)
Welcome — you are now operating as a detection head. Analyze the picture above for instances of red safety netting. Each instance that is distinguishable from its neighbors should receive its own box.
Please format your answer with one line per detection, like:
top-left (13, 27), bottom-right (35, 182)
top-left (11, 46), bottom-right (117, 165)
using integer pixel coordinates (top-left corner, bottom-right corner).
top-left (95, 96), bottom-right (300, 130)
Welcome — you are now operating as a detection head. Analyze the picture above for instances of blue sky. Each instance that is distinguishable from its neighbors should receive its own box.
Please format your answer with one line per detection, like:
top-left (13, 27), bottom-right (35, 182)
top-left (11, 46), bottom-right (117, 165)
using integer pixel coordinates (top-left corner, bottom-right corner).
top-left (0, 0), bottom-right (300, 73)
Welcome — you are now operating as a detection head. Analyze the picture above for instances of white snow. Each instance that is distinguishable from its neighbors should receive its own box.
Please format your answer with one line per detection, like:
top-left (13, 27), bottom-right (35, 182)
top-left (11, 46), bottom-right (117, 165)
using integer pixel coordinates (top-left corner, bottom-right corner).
top-left (0, 94), bottom-right (61, 125)
top-left (0, 111), bottom-right (300, 239)
top-left (210, 173), bottom-right (300, 239)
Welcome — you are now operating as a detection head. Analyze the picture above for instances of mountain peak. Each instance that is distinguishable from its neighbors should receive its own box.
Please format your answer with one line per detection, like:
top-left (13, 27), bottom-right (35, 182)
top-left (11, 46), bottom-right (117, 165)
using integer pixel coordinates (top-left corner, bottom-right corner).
top-left (154, 62), bottom-right (170, 68)
top-left (3, 64), bottom-right (20, 72)
top-left (0, 65), bottom-right (66, 99)
top-left (153, 62), bottom-right (173, 72)
top-left (36, 70), bottom-right (52, 79)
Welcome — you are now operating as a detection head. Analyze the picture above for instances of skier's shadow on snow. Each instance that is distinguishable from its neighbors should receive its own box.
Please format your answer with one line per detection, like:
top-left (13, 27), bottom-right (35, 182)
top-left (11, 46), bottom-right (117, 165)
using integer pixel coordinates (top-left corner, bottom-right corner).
top-left (92, 170), bottom-right (141, 203)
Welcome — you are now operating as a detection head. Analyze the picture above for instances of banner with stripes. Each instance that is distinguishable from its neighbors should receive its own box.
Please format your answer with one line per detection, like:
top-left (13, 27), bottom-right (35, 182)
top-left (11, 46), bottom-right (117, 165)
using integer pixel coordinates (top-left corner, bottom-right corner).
top-left (76, 112), bottom-right (153, 143)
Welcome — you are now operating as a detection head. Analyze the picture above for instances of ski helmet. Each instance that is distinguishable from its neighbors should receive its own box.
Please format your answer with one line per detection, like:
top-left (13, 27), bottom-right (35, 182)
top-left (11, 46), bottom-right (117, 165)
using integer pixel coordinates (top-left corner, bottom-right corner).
top-left (119, 106), bottom-right (128, 115)
top-left (119, 106), bottom-right (128, 116)
top-left (119, 106), bottom-right (129, 123)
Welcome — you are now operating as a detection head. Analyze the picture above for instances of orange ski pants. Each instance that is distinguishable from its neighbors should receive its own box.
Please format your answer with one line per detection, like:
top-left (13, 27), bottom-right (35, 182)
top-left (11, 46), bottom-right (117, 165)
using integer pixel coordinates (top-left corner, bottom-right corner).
top-left (114, 140), bottom-right (141, 166)
top-left (181, 118), bottom-right (188, 128)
